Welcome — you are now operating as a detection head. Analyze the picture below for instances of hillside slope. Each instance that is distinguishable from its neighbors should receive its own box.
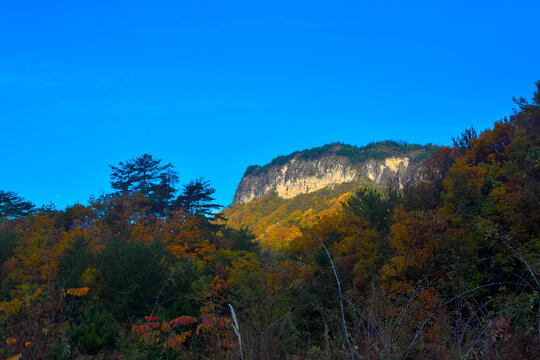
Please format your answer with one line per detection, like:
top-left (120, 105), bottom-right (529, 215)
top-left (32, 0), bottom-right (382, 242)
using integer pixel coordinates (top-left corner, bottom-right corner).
top-left (224, 141), bottom-right (437, 248)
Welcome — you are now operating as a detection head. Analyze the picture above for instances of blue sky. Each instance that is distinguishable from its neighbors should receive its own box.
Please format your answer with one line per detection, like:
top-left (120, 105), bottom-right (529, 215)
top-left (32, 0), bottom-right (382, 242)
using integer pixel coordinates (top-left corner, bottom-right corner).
top-left (1, 0), bottom-right (539, 209)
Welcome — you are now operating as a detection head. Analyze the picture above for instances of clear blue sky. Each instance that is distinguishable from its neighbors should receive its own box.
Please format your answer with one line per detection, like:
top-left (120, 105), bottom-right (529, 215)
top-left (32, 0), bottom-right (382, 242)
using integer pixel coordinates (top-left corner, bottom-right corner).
top-left (1, 0), bottom-right (539, 209)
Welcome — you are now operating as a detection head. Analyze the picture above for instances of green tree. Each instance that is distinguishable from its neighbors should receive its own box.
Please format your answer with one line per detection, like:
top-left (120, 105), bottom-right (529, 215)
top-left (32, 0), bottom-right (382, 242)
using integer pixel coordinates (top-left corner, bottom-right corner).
top-left (57, 234), bottom-right (92, 289)
top-left (0, 190), bottom-right (35, 220)
top-left (342, 187), bottom-right (397, 232)
top-left (109, 154), bottom-right (179, 216)
top-left (451, 126), bottom-right (477, 152)
top-left (96, 237), bottom-right (168, 317)
top-left (173, 178), bottom-right (222, 217)
top-left (226, 226), bottom-right (261, 253)
top-left (63, 303), bottom-right (118, 356)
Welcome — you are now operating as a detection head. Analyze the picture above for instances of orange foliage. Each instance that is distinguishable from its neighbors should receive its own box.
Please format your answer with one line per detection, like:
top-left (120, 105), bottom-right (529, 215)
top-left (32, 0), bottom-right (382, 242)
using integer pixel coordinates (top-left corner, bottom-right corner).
top-left (8, 215), bottom-right (63, 284)
top-left (0, 299), bottom-right (23, 316)
top-left (66, 287), bottom-right (89, 296)
top-left (164, 331), bottom-right (191, 348)
top-left (160, 211), bottom-right (217, 262)
top-left (382, 208), bottom-right (446, 296)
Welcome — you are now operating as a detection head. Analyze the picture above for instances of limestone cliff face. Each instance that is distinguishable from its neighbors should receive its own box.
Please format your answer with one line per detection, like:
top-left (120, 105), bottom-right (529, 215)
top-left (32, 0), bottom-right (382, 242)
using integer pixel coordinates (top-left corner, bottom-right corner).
top-left (233, 151), bottom-right (422, 204)
top-left (362, 157), bottom-right (416, 189)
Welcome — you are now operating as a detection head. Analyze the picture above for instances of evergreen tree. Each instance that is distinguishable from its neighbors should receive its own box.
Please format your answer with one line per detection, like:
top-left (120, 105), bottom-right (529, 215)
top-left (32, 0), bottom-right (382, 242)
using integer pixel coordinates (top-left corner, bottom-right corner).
top-left (109, 154), bottom-right (179, 216)
top-left (0, 190), bottom-right (35, 219)
top-left (451, 126), bottom-right (477, 151)
top-left (173, 178), bottom-right (222, 216)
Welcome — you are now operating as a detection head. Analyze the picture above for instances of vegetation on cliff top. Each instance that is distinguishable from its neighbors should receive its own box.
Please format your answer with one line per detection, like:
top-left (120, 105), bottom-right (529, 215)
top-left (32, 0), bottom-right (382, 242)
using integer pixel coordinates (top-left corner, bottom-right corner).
top-left (244, 140), bottom-right (438, 177)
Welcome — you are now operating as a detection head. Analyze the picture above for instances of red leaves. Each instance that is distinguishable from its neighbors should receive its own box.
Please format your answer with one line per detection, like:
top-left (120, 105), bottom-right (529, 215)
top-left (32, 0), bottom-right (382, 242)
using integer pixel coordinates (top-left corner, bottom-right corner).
top-left (169, 316), bottom-right (197, 328)
top-left (196, 314), bottom-right (231, 335)
top-left (133, 315), bottom-right (198, 348)
top-left (132, 313), bottom-right (230, 351)
top-left (132, 324), bottom-right (150, 335)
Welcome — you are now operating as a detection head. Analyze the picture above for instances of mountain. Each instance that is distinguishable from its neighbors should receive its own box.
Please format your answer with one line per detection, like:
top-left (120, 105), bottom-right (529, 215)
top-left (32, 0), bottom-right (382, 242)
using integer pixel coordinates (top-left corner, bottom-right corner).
top-left (224, 141), bottom-right (437, 248)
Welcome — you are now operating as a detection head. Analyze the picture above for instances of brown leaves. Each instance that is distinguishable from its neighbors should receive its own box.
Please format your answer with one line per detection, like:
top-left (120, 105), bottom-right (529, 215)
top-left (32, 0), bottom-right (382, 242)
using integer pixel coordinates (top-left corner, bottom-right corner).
top-left (490, 317), bottom-right (512, 342)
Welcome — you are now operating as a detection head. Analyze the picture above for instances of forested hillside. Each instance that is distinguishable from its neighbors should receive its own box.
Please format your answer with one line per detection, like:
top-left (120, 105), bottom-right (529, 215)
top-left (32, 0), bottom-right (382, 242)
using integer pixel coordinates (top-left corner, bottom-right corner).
top-left (224, 141), bottom-right (437, 249)
top-left (0, 82), bottom-right (539, 359)
top-left (223, 182), bottom-right (357, 249)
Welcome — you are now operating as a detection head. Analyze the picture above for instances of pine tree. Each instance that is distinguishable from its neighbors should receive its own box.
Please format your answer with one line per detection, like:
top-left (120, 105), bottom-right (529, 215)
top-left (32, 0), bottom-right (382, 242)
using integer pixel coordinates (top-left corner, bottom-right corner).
top-left (0, 190), bottom-right (35, 219)
top-left (109, 154), bottom-right (179, 216)
top-left (173, 178), bottom-right (221, 216)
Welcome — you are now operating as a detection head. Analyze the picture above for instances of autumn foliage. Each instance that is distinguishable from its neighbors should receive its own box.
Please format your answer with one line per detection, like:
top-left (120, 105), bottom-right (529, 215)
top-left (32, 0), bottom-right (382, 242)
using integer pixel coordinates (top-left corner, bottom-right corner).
top-left (0, 82), bottom-right (539, 359)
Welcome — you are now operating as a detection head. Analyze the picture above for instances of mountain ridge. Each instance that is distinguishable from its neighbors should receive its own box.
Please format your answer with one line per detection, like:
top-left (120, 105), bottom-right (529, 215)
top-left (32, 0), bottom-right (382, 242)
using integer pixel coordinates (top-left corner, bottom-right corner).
top-left (225, 140), bottom-right (438, 248)
top-left (233, 141), bottom-right (437, 205)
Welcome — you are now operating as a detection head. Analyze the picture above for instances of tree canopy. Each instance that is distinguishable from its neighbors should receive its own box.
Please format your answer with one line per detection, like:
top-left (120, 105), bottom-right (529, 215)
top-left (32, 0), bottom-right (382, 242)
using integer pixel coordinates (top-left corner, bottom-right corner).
top-left (0, 190), bottom-right (35, 219)
top-left (109, 154), bottom-right (179, 216)
top-left (110, 153), bottom-right (178, 197)
top-left (173, 177), bottom-right (222, 216)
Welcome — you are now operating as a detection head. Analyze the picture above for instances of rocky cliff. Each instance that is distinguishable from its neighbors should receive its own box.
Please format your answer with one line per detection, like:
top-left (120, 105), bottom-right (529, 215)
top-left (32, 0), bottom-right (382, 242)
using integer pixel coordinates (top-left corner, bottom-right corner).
top-left (232, 142), bottom-right (434, 204)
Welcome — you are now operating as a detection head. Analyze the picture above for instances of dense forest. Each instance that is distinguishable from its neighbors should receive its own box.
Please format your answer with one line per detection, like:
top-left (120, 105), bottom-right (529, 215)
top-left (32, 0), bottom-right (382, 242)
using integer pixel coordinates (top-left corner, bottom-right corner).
top-left (1, 82), bottom-right (539, 360)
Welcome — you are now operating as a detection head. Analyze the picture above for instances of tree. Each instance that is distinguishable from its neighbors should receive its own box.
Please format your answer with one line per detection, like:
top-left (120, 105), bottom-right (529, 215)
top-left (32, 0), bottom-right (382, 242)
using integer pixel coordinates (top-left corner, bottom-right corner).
top-left (57, 234), bottom-right (92, 289)
top-left (451, 126), bottom-right (477, 152)
top-left (109, 154), bottom-right (179, 216)
top-left (342, 187), bottom-right (398, 232)
top-left (173, 178), bottom-right (222, 216)
top-left (96, 237), bottom-right (168, 317)
top-left (0, 190), bottom-right (35, 219)
top-left (225, 226), bottom-right (260, 253)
